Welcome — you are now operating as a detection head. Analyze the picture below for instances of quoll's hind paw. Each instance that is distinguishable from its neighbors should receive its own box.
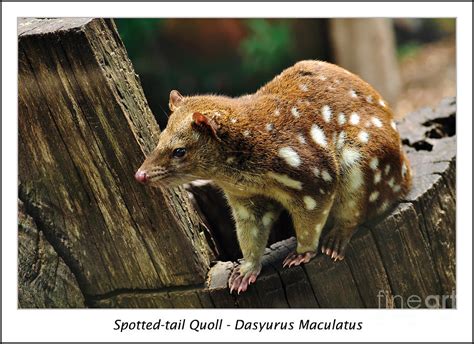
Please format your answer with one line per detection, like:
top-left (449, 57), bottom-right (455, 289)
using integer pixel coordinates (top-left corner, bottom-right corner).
top-left (320, 230), bottom-right (352, 261)
top-left (228, 264), bottom-right (261, 294)
top-left (282, 251), bottom-right (316, 268)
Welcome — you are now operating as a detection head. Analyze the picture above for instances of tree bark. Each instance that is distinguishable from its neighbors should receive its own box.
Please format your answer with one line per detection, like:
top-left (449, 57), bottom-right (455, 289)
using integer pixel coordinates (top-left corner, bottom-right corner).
top-left (18, 18), bottom-right (215, 307)
top-left (329, 19), bottom-right (402, 105)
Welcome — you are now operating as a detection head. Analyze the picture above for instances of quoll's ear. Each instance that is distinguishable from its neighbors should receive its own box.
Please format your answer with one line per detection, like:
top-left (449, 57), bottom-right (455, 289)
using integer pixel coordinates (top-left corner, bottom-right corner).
top-left (169, 90), bottom-right (184, 112)
top-left (192, 112), bottom-right (220, 140)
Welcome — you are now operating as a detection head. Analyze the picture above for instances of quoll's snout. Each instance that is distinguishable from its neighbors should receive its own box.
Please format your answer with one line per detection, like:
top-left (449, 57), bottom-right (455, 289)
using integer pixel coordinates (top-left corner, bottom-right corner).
top-left (135, 170), bottom-right (149, 184)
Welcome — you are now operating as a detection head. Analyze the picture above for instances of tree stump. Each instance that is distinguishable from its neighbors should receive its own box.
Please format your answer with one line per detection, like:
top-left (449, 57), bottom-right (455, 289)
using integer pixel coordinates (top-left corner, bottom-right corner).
top-left (18, 18), bottom-right (455, 308)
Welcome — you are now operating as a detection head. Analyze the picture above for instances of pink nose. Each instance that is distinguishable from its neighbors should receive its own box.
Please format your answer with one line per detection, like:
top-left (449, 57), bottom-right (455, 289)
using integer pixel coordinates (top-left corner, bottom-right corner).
top-left (135, 170), bottom-right (148, 184)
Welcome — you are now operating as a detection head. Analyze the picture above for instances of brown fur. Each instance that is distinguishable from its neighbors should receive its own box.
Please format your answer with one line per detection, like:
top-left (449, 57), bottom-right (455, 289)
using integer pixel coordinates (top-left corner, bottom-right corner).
top-left (137, 60), bottom-right (412, 293)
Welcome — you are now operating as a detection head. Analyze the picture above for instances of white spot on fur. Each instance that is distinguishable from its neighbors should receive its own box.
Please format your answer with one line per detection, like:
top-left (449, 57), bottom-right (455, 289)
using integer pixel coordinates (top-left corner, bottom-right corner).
top-left (318, 75), bottom-right (327, 81)
top-left (348, 166), bottom-right (364, 190)
top-left (402, 162), bottom-right (407, 177)
top-left (369, 157), bottom-right (379, 170)
top-left (391, 120), bottom-right (397, 130)
top-left (230, 118), bottom-right (237, 124)
top-left (321, 169), bottom-right (332, 182)
top-left (310, 124), bottom-right (327, 147)
top-left (387, 177), bottom-right (395, 187)
top-left (274, 109), bottom-right (280, 116)
top-left (303, 196), bottom-right (317, 210)
top-left (385, 164), bottom-right (391, 175)
top-left (278, 147), bottom-right (301, 167)
top-left (252, 227), bottom-right (259, 238)
top-left (243, 130), bottom-right (250, 137)
top-left (369, 191), bottom-right (379, 202)
top-left (348, 200), bottom-right (356, 209)
top-left (297, 133), bottom-right (306, 144)
top-left (358, 131), bottom-right (369, 143)
top-left (291, 107), bottom-right (300, 118)
top-left (299, 84), bottom-right (308, 92)
top-left (338, 112), bottom-right (346, 126)
top-left (341, 147), bottom-right (361, 168)
top-left (371, 116), bottom-right (383, 128)
top-left (349, 112), bottom-right (360, 125)
top-left (267, 172), bottom-right (303, 190)
top-left (379, 99), bottom-right (386, 107)
top-left (321, 105), bottom-right (332, 123)
top-left (393, 184), bottom-right (401, 193)
top-left (366, 95), bottom-right (373, 103)
top-left (319, 188), bottom-right (325, 195)
top-left (374, 170), bottom-right (382, 184)
top-left (337, 131), bottom-right (346, 150)
top-left (265, 123), bottom-right (274, 132)
top-left (235, 204), bottom-right (250, 220)
top-left (262, 212), bottom-right (275, 228)
top-left (379, 201), bottom-right (389, 213)
top-left (313, 167), bottom-right (320, 177)
top-left (226, 156), bottom-right (236, 164)
top-left (349, 89), bottom-right (357, 98)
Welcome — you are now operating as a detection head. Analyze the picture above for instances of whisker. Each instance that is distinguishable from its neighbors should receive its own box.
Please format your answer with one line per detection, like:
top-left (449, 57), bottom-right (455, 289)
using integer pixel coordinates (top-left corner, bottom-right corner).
top-left (158, 103), bottom-right (169, 119)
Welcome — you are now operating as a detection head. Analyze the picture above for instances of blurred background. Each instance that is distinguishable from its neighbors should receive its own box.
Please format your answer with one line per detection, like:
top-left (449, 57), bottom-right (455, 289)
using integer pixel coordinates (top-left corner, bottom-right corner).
top-left (115, 18), bottom-right (455, 129)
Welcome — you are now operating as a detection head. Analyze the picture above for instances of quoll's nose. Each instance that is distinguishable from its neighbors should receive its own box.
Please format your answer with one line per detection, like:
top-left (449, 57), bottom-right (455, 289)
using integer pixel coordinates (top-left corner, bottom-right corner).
top-left (135, 170), bottom-right (149, 184)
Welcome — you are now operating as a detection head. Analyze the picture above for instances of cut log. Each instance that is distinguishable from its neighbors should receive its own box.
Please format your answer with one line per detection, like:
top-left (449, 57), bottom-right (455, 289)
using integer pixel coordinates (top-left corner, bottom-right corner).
top-left (18, 18), bottom-right (215, 307)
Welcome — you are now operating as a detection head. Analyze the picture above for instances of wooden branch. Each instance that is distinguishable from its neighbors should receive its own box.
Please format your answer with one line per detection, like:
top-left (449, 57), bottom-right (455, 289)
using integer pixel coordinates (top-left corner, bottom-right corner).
top-left (18, 18), bottom-right (215, 307)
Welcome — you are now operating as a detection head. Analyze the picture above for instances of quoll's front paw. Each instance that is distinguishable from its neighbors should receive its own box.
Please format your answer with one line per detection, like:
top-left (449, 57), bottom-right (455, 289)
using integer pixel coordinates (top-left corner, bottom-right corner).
top-left (282, 251), bottom-right (316, 268)
top-left (228, 262), bottom-right (261, 294)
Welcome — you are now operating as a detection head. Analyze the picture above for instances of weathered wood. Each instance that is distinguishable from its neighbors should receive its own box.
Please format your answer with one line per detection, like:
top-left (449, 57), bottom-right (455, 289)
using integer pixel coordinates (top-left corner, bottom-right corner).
top-left (18, 200), bottom-right (85, 308)
top-left (18, 18), bottom-right (215, 307)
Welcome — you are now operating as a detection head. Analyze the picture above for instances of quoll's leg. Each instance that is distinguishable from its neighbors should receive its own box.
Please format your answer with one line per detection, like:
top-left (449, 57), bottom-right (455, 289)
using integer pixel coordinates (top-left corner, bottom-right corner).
top-left (321, 185), bottom-right (365, 261)
top-left (283, 193), bottom-right (335, 268)
top-left (226, 195), bottom-right (282, 294)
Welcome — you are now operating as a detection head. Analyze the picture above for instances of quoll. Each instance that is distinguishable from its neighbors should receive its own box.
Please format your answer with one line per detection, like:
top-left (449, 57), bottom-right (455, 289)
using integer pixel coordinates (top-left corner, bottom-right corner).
top-left (135, 60), bottom-right (412, 294)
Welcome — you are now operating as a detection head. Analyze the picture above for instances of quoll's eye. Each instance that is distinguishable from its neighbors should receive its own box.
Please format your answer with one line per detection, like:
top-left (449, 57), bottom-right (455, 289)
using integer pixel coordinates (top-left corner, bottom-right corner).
top-left (172, 147), bottom-right (186, 158)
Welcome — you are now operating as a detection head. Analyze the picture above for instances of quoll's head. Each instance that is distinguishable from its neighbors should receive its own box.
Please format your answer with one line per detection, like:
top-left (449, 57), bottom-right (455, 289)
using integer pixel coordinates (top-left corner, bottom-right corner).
top-left (135, 90), bottom-right (222, 187)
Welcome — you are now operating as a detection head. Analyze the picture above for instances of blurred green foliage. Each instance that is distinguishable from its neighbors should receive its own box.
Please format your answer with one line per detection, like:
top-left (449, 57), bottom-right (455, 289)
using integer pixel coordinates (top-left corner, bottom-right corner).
top-left (240, 19), bottom-right (294, 75)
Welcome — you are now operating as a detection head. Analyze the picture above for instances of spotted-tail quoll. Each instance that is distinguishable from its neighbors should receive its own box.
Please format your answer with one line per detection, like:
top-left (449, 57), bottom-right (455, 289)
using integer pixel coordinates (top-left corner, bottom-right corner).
top-left (135, 60), bottom-right (412, 294)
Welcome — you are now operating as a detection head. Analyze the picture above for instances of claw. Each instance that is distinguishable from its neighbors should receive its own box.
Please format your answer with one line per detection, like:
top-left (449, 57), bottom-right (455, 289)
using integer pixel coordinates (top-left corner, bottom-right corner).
top-left (283, 251), bottom-right (316, 268)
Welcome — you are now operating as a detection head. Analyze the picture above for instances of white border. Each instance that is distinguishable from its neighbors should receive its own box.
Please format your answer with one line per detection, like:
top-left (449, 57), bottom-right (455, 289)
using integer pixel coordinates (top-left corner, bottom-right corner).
top-left (2, 2), bottom-right (472, 342)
